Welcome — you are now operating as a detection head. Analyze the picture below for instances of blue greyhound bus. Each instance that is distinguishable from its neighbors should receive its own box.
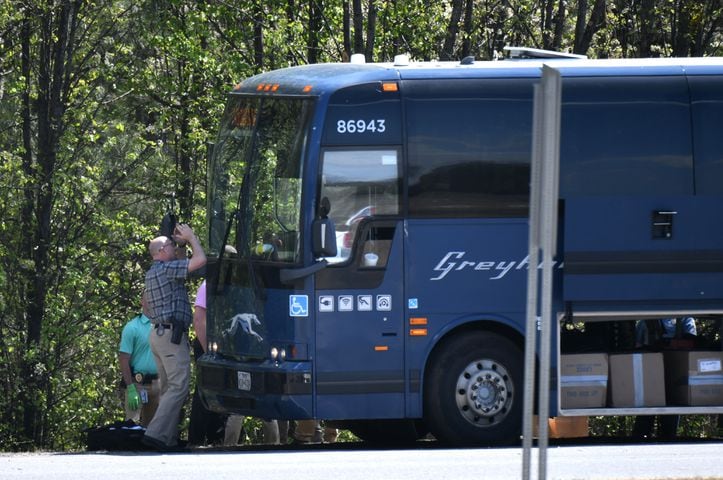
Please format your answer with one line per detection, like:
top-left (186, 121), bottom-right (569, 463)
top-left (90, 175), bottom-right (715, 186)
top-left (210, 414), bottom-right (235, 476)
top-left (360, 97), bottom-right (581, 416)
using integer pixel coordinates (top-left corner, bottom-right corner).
top-left (198, 49), bottom-right (723, 445)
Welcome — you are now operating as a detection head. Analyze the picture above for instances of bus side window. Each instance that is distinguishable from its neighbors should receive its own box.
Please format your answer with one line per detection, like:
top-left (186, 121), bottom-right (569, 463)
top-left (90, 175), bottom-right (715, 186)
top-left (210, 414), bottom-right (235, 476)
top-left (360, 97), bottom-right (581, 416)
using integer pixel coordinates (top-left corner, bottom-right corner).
top-left (361, 240), bottom-right (391, 268)
top-left (319, 149), bottom-right (401, 264)
top-left (359, 225), bottom-right (394, 268)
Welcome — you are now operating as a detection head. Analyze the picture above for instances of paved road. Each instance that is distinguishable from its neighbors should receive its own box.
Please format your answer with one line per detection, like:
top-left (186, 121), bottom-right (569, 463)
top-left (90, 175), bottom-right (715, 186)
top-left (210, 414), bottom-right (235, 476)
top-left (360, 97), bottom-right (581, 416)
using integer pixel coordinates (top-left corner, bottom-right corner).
top-left (3, 441), bottom-right (722, 480)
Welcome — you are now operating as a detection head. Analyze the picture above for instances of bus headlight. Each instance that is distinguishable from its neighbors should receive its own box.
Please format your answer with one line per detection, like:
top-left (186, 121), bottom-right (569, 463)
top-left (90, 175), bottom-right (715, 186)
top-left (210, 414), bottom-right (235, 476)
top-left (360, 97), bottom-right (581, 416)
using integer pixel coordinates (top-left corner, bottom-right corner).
top-left (270, 347), bottom-right (287, 361)
top-left (210, 341), bottom-right (219, 353)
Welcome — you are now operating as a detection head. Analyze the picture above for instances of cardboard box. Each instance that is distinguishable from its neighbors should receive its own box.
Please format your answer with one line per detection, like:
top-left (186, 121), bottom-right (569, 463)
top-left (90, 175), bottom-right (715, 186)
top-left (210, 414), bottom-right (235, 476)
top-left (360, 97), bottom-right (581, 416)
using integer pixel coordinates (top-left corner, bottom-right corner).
top-left (664, 351), bottom-right (723, 406)
top-left (549, 416), bottom-right (589, 438)
top-left (559, 353), bottom-right (608, 409)
top-left (533, 416), bottom-right (589, 438)
top-left (609, 352), bottom-right (666, 407)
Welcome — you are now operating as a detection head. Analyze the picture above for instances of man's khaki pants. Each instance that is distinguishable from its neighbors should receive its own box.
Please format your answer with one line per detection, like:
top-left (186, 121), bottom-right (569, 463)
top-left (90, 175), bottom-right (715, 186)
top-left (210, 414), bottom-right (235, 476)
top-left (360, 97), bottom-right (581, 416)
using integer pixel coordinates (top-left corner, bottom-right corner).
top-left (144, 328), bottom-right (190, 446)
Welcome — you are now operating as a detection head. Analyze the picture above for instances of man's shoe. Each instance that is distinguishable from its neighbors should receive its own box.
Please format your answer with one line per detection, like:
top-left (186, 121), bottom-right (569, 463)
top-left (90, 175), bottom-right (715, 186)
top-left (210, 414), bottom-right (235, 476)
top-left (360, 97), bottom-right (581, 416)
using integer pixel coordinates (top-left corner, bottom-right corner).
top-left (142, 434), bottom-right (171, 451)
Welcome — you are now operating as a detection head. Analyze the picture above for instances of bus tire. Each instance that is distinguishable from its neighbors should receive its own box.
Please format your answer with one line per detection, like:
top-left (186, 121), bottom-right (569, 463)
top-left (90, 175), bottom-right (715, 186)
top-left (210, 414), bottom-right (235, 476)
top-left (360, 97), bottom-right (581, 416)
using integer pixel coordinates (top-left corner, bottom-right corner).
top-left (424, 330), bottom-right (523, 446)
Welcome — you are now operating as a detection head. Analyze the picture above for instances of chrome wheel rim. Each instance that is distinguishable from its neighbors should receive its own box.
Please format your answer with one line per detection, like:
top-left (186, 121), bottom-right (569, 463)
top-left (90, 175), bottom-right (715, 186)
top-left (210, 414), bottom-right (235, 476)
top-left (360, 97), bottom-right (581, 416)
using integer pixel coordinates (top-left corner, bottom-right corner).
top-left (455, 358), bottom-right (513, 426)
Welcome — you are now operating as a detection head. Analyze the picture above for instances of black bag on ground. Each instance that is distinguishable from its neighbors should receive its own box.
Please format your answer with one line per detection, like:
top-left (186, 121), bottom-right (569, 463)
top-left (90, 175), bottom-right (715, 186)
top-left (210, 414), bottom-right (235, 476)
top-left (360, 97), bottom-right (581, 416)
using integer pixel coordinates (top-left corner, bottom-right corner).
top-left (85, 419), bottom-right (148, 451)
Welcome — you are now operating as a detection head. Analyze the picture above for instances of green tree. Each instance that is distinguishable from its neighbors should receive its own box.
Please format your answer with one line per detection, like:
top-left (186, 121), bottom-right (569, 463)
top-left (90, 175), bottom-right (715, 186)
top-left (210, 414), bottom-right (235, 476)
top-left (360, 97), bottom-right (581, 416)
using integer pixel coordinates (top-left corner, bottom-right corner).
top-left (0, 0), bottom-right (167, 450)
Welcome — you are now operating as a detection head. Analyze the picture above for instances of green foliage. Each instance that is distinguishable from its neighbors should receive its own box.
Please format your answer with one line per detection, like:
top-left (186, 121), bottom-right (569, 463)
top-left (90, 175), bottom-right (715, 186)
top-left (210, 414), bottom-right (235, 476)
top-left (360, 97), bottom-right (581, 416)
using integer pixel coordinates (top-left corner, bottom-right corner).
top-left (0, 0), bottom-right (721, 452)
top-left (589, 415), bottom-right (722, 438)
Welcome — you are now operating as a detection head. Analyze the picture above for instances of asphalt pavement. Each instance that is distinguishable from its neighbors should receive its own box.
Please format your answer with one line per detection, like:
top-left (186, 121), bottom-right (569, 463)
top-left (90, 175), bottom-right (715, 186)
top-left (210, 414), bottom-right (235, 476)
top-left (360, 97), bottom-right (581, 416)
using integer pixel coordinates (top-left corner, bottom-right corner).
top-left (2, 438), bottom-right (722, 480)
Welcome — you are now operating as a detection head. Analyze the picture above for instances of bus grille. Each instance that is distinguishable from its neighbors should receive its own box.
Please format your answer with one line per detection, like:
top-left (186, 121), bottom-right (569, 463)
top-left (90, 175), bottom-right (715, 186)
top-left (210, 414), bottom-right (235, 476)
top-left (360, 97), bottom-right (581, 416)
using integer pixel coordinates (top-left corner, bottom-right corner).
top-left (200, 366), bottom-right (227, 389)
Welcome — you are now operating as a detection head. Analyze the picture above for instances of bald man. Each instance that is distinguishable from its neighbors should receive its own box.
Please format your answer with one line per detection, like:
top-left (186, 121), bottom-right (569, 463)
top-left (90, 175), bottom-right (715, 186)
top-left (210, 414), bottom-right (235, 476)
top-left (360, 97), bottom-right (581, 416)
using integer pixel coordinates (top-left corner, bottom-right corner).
top-left (142, 223), bottom-right (206, 450)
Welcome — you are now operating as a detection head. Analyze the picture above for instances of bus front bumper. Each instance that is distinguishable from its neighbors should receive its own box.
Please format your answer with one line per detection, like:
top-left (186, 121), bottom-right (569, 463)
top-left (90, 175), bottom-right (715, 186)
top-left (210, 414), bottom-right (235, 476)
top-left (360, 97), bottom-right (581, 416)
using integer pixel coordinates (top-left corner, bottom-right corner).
top-left (197, 353), bottom-right (313, 420)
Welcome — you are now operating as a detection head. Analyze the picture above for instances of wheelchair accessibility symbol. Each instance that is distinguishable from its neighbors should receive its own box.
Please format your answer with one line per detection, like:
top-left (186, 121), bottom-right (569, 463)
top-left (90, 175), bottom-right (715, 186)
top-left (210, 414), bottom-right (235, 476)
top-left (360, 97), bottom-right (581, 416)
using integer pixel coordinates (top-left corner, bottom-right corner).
top-left (289, 295), bottom-right (309, 317)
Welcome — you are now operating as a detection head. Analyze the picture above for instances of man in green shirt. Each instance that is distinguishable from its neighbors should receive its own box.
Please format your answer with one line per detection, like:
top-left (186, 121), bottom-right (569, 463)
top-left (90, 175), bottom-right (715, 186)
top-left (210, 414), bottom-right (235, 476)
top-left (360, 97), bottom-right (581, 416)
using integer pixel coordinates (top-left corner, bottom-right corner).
top-left (118, 293), bottom-right (159, 427)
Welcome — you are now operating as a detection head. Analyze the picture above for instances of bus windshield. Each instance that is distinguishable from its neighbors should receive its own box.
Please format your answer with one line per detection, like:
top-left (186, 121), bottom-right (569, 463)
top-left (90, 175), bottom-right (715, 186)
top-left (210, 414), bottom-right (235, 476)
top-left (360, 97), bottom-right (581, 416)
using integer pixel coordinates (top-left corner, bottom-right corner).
top-left (208, 95), bottom-right (314, 263)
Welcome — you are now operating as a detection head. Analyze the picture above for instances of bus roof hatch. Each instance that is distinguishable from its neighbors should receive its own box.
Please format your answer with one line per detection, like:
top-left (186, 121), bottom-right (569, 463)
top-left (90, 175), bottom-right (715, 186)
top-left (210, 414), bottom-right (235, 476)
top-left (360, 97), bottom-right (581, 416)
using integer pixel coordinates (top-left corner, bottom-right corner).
top-left (504, 46), bottom-right (588, 60)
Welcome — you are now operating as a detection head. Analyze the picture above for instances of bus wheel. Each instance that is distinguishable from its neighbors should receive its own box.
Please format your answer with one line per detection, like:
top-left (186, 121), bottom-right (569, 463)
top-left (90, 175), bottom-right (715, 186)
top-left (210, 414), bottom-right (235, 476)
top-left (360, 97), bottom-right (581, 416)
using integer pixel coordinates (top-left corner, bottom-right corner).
top-left (424, 331), bottom-right (523, 446)
top-left (345, 419), bottom-right (427, 445)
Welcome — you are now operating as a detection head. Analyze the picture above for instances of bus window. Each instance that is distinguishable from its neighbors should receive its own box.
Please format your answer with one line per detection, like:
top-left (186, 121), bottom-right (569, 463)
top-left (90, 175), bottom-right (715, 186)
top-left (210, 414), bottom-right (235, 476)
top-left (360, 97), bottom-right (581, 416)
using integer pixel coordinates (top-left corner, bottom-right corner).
top-left (560, 76), bottom-right (693, 196)
top-left (689, 75), bottom-right (723, 194)
top-left (360, 225), bottom-right (395, 268)
top-left (208, 96), bottom-right (314, 263)
top-left (319, 149), bottom-right (400, 263)
top-left (405, 78), bottom-right (534, 218)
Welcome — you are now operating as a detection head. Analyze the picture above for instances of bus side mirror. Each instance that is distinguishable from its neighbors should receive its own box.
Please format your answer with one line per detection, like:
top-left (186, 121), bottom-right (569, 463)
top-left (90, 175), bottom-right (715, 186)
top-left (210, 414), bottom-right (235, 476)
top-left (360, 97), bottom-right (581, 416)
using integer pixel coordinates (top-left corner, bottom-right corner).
top-left (312, 217), bottom-right (337, 258)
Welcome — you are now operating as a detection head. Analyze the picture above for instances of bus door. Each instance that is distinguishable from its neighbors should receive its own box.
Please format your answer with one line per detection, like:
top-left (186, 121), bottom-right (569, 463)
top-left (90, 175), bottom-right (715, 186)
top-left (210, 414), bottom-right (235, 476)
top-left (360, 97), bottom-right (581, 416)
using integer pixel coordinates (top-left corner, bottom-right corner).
top-left (315, 148), bottom-right (405, 419)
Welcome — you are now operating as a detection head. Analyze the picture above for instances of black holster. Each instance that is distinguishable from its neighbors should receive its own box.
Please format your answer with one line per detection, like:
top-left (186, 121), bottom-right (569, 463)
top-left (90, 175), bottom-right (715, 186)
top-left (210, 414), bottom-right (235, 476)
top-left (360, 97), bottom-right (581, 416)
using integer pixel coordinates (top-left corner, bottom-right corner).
top-left (170, 319), bottom-right (187, 345)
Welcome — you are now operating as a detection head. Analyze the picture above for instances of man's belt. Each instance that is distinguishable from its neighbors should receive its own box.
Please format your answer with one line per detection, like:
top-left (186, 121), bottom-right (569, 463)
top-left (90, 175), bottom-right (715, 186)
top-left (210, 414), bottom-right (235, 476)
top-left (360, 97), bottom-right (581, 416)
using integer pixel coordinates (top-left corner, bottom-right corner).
top-left (133, 372), bottom-right (158, 384)
top-left (154, 323), bottom-right (172, 329)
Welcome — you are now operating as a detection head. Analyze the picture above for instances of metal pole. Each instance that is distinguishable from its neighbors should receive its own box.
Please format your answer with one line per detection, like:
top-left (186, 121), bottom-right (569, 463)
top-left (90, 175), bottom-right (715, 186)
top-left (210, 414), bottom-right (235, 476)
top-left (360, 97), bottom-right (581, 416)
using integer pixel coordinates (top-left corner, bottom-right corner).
top-left (537, 64), bottom-right (562, 480)
top-left (522, 82), bottom-right (544, 480)
top-left (522, 64), bottom-right (561, 480)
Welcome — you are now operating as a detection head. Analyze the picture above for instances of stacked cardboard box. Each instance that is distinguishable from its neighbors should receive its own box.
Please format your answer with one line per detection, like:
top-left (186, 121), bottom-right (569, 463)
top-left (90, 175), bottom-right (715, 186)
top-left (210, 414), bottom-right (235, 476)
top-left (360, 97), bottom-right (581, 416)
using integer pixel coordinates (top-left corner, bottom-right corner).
top-left (664, 351), bottom-right (723, 406)
top-left (561, 350), bottom-right (723, 408)
top-left (559, 353), bottom-right (608, 409)
top-left (608, 353), bottom-right (666, 407)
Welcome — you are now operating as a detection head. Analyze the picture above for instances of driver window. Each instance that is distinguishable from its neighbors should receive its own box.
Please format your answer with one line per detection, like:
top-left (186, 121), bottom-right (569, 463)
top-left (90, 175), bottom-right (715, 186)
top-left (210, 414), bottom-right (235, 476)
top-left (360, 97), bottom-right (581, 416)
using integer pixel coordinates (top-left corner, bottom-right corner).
top-left (360, 225), bottom-right (394, 268)
top-left (319, 149), bottom-right (400, 263)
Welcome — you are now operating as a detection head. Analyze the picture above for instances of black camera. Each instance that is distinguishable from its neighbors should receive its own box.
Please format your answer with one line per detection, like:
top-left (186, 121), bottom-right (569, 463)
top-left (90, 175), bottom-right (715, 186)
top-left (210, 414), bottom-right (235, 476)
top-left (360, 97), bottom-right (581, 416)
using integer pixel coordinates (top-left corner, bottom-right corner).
top-left (160, 212), bottom-right (177, 238)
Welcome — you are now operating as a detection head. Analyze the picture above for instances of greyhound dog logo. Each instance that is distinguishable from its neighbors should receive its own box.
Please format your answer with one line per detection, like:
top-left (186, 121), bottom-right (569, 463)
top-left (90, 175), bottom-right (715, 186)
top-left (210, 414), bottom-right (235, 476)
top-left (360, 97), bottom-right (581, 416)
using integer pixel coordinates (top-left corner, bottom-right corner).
top-left (226, 313), bottom-right (263, 342)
